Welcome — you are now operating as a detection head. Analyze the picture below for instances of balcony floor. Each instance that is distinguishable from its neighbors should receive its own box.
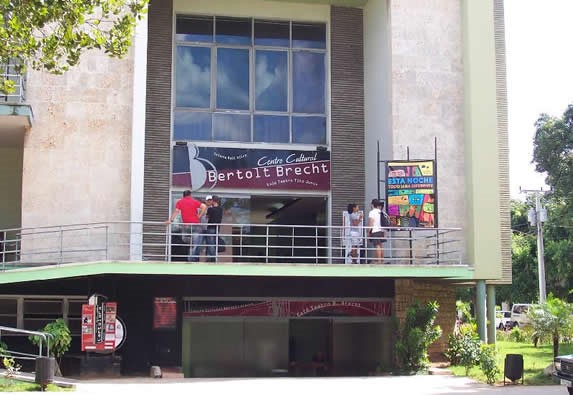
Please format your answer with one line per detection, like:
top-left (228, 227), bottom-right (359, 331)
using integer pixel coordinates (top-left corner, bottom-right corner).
top-left (0, 261), bottom-right (474, 284)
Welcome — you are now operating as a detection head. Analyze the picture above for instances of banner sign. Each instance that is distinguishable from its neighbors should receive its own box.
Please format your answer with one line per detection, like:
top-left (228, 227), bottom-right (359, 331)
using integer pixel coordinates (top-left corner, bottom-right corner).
top-left (386, 160), bottom-right (437, 228)
top-left (172, 144), bottom-right (330, 191)
top-left (153, 297), bottom-right (177, 329)
top-left (82, 299), bottom-right (118, 352)
top-left (183, 300), bottom-right (392, 318)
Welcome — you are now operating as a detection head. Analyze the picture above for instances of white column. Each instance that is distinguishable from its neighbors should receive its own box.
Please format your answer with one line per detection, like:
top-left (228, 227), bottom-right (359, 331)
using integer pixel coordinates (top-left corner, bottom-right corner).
top-left (129, 15), bottom-right (148, 261)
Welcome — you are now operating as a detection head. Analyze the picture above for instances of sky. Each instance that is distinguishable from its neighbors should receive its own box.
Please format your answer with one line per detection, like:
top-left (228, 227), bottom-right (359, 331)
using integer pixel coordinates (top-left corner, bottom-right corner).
top-left (505, 0), bottom-right (573, 198)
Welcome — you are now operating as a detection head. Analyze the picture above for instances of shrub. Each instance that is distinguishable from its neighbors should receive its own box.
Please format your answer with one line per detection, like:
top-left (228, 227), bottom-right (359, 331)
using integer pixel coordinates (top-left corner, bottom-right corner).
top-left (479, 344), bottom-right (500, 385)
top-left (29, 318), bottom-right (71, 376)
top-left (446, 331), bottom-right (481, 374)
top-left (508, 327), bottom-right (526, 343)
top-left (395, 300), bottom-right (442, 373)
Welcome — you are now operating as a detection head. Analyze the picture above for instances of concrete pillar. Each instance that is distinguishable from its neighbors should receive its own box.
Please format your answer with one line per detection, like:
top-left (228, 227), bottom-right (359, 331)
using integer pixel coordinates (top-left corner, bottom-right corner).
top-left (476, 280), bottom-right (487, 342)
top-left (486, 284), bottom-right (496, 344)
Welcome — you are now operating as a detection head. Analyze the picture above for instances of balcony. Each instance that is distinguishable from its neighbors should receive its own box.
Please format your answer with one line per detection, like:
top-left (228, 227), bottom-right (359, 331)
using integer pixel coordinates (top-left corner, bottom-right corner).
top-left (0, 63), bottom-right (33, 140)
top-left (0, 221), bottom-right (471, 283)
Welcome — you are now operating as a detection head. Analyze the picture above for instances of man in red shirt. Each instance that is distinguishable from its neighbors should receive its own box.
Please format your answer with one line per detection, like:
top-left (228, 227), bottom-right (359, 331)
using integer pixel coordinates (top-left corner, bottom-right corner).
top-left (166, 190), bottom-right (207, 262)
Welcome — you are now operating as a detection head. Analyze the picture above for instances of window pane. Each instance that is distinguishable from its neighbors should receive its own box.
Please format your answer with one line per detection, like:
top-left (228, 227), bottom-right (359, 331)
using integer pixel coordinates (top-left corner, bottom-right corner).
top-left (255, 50), bottom-right (287, 112)
top-left (213, 113), bottom-right (251, 142)
top-left (292, 116), bottom-right (326, 144)
top-left (293, 52), bottom-right (325, 113)
top-left (254, 20), bottom-right (289, 47)
top-left (254, 115), bottom-right (289, 143)
top-left (292, 23), bottom-right (326, 49)
top-left (217, 48), bottom-right (250, 110)
top-left (176, 16), bottom-right (213, 42)
top-left (216, 17), bottom-right (251, 45)
top-left (174, 112), bottom-right (212, 141)
top-left (176, 46), bottom-right (211, 108)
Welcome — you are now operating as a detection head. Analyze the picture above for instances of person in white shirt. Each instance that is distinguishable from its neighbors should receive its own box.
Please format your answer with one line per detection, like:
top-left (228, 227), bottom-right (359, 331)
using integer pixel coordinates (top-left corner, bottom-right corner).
top-left (368, 198), bottom-right (385, 263)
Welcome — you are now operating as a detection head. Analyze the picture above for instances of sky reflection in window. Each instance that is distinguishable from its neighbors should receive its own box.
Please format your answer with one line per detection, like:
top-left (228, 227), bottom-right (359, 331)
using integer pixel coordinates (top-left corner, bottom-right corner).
top-left (176, 46), bottom-right (211, 108)
top-left (217, 48), bottom-right (250, 110)
top-left (255, 50), bottom-right (287, 112)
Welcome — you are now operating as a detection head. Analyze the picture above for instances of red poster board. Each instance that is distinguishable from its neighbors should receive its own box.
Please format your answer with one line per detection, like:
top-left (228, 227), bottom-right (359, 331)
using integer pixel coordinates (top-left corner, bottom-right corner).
top-left (81, 302), bottom-right (118, 352)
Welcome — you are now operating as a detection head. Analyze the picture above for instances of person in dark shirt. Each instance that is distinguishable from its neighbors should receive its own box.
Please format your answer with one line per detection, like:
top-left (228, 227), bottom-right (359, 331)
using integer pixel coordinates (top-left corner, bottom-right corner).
top-left (205, 195), bottom-right (223, 262)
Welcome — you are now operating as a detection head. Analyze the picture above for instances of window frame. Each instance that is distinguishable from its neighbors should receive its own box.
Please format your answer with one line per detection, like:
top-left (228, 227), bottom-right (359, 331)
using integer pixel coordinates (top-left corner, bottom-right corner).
top-left (173, 15), bottom-right (329, 146)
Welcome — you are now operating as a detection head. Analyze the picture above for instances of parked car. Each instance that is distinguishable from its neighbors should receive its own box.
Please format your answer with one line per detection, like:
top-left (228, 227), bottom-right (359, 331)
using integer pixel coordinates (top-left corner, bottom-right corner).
top-left (495, 310), bottom-right (511, 330)
top-left (553, 354), bottom-right (573, 395)
top-left (510, 303), bottom-right (533, 327)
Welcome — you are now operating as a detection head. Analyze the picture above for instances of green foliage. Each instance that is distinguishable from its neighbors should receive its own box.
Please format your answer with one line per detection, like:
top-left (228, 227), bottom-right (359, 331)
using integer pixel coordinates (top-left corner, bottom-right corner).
top-left (1, 356), bottom-right (21, 389)
top-left (478, 344), bottom-right (499, 385)
top-left (528, 294), bottom-right (573, 357)
top-left (445, 323), bottom-right (481, 374)
top-left (29, 319), bottom-right (71, 359)
top-left (395, 300), bottom-right (442, 373)
top-left (533, 105), bottom-right (573, 201)
top-left (508, 326), bottom-right (526, 343)
top-left (0, 0), bottom-right (148, 93)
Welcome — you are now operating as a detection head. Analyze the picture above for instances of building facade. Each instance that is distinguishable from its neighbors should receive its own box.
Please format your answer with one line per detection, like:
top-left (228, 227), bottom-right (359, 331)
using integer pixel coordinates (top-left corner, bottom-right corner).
top-left (0, 0), bottom-right (510, 377)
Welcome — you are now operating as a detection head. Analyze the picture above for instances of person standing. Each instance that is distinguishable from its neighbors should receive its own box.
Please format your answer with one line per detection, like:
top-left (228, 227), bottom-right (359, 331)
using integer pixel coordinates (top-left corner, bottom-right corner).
top-left (193, 195), bottom-right (213, 260)
top-left (166, 190), bottom-right (207, 262)
top-left (344, 203), bottom-right (363, 264)
top-left (368, 198), bottom-right (385, 264)
top-left (205, 195), bottom-right (223, 262)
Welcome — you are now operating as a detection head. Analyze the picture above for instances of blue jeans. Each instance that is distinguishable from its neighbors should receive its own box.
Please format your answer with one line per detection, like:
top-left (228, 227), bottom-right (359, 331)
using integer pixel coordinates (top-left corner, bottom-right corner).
top-left (185, 225), bottom-right (204, 262)
top-left (205, 228), bottom-right (217, 262)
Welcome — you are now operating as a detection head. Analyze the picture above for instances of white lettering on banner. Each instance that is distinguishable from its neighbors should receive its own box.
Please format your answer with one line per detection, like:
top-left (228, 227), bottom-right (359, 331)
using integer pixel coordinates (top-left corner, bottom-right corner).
top-left (206, 162), bottom-right (329, 184)
top-left (257, 156), bottom-right (284, 166)
top-left (286, 153), bottom-right (318, 164)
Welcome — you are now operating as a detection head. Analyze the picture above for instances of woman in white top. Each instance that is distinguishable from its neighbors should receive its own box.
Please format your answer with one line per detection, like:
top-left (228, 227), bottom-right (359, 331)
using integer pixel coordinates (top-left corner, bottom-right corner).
top-left (368, 198), bottom-right (385, 263)
top-left (344, 203), bottom-right (363, 264)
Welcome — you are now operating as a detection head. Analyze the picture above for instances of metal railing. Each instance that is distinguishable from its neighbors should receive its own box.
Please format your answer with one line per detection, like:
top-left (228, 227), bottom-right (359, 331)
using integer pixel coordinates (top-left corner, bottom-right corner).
top-left (0, 221), bottom-right (464, 270)
top-left (0, 62), bottom-right (26, 103)
top-left (0, 326), bottom-right (51, 361)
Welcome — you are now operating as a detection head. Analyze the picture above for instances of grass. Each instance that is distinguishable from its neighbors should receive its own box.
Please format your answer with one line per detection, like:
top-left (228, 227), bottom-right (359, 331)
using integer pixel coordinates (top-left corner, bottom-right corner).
top-left (449, 340), bottom-right (573, 385)
top-left (0, 378), bottom-right (71, 392)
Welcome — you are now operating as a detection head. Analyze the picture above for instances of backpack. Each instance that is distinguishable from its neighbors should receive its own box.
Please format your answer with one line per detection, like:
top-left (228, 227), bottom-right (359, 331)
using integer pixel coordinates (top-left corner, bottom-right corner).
top-left (380, 209), bottom-right (390, 227)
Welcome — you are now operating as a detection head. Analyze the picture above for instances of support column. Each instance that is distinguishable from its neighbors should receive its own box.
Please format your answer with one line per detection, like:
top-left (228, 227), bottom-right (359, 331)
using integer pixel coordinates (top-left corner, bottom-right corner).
top-left (476, 280), bottom-right (487, 342)
top-left (486, 284), bottom-right (496, 344)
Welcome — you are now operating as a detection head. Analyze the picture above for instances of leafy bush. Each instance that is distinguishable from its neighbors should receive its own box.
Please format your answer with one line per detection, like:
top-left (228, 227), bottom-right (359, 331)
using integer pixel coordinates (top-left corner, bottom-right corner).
top-left (508, 327), bottom-right (526, 343)
top-left (395, 300), bottom-right (442, 373)
top-left (445, 323), bottom-right (481, 374)
top-left (29, 318), bottom-right (71, 376)
top-left (479, 344), bottom-right (500, 384)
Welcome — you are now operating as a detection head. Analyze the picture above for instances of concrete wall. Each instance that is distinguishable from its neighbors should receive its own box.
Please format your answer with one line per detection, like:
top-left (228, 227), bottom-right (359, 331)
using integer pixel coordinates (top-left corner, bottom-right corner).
top-left (364, 0), bottom-right (391, 203)
top-left (388, 0), bottom-right (465, 232)
top-left (0, 148), bottom-right (23, 229)
top-left (21, 51), bottom-right (134, 227)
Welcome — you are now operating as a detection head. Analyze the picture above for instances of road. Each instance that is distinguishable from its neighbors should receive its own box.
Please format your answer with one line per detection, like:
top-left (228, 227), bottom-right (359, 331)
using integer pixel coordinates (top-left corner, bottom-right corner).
top-left (71, 375), bottom-right (569, 395)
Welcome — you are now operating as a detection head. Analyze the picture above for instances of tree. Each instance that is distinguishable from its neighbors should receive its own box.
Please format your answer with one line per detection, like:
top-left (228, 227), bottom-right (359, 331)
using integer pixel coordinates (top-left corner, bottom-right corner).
top-left (528, 294), bottom-right (573, 357)
top-left (0, 0), bottom-right (148, 94)
top-left (533, 105), bottom-right (573, 203)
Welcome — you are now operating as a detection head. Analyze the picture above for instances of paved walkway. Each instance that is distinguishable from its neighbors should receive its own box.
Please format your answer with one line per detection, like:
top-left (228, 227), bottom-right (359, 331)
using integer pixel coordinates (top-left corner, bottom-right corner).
top-left (71, 376), bottom-right (567, 395)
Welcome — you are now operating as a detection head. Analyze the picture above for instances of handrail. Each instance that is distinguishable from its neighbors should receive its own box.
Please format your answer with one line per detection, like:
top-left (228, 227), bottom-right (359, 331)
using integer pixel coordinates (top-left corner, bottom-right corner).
top-left (0, 221), bottom-right (465, 270)
top-left (0, 325), bottom-right (51, 358)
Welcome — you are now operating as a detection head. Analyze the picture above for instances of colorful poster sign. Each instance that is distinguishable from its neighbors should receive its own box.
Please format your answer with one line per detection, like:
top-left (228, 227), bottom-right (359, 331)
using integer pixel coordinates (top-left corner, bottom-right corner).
top-left (81, 301), bottom-right (119, 352)
top-left (183, 300), bottom-right (392, 318)
top-left (172, 144), bottom-right (330, 191)
top-left (386, 160), bottom-right (437, 228)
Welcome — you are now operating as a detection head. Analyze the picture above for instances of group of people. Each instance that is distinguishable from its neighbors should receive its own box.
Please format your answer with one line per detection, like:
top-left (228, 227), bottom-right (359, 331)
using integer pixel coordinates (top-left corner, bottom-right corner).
top-left (344, 198), bottom-right (390, 264)
top-left (166, 190), bottom-right (223, 262)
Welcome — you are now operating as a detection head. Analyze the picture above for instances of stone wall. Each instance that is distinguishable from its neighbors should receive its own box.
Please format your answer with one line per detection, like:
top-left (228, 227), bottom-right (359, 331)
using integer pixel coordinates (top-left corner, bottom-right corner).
top-left (389, 0), bottom-right (465, 234)
top-left (21, 51), bottom-right (134, 228)
top-left (395, 279), bottom-right (456, 360)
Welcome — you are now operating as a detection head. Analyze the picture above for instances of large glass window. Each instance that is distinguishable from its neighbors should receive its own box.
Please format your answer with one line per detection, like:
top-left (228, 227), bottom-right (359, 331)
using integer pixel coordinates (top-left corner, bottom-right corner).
top-left (174, 16), bottom-right (327, 145)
